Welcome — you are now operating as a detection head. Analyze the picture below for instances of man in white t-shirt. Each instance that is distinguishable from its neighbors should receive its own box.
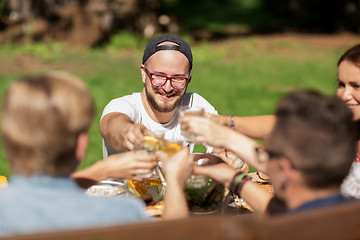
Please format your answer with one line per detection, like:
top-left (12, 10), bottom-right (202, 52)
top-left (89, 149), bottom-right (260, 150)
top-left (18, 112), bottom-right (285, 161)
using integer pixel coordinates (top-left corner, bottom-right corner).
top-left (100, 34), bottom-right (217, 158)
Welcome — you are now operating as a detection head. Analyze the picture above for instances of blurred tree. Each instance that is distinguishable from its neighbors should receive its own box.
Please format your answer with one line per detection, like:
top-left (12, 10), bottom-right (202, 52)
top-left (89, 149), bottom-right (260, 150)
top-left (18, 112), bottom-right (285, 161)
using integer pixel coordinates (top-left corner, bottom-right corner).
top-left (0, 0), bottom-right (359, 46)
top-left (259, 0), bottom-right (360, 33)
top-left (0, 0), bottom-right (179, 46)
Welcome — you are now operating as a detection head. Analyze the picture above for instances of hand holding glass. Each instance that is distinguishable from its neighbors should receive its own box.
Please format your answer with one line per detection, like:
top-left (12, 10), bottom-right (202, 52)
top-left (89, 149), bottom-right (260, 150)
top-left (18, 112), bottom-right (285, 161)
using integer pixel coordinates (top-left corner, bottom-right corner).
top-left (179, 106), bottom-right (205, 143)
top-left (134, 134), bottom-right (164, 178)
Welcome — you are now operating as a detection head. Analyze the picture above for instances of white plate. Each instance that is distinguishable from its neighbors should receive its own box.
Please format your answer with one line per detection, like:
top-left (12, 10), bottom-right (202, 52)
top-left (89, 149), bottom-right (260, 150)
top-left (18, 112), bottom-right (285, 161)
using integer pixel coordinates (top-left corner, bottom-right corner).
top-left (86, 184), bottom-right (127, 197)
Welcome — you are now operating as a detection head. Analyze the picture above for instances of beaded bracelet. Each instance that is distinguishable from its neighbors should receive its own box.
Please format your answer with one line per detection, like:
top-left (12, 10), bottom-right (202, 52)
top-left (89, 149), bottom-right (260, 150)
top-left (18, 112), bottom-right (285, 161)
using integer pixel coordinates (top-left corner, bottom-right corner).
top-left (235, 175), bottom-right (254, 197)
top-left (229, 115), bottom-right (235, 129)
top-left (229, 172), bottom-right (246, 193)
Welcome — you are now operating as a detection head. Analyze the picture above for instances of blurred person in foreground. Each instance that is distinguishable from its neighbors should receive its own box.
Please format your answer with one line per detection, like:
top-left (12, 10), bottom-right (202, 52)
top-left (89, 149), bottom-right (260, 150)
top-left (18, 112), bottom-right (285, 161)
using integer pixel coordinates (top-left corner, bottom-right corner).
top-left (204, 43), bottom-right (360, 199)
top-left (99, 34), bottom-right (218, 157)
top-left (182, 90), bottom-right (357, 214)
top-left (0, 72), bottom-right (192, 236)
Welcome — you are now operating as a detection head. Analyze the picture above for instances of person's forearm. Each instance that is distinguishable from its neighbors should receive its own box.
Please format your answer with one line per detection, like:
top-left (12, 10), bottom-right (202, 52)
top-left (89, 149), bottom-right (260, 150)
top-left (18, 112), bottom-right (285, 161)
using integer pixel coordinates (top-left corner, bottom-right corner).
top-left (211, 115), bottom-right (275, 141)
top-left (100, 112), bottom-right (132, 151)
top-left (225, 131), bottom-right (268, 173)
top-left (71, 160), bottom-right (109, 188)
top-left (162, 178), bottom-right (188, 220)
top-left (200, 121), bottom-right (268, 173)
top-left (239, 180), bottom-right (273, 213)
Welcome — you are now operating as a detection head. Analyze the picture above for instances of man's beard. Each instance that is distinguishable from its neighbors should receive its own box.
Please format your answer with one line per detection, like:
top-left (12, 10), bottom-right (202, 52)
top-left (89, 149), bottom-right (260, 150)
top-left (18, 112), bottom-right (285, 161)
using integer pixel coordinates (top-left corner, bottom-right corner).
top-left (145, 84), bottom-right (185, 113)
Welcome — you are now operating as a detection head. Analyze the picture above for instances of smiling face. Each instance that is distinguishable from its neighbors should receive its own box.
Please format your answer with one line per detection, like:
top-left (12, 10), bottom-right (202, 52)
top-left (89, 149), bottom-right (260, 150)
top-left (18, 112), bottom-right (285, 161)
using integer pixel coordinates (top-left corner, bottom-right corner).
top-left (337, 60), bottom-right (360, 121)
top-left (141, 43), bottom-right (190, 114)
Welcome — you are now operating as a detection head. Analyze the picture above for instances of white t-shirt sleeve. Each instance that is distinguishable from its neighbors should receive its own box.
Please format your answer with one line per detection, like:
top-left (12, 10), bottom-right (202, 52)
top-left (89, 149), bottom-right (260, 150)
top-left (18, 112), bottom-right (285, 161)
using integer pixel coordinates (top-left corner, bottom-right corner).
top-left (100, 93), bottom-right (142, 158)
top-left (101, 93), bottom-right (140, 122)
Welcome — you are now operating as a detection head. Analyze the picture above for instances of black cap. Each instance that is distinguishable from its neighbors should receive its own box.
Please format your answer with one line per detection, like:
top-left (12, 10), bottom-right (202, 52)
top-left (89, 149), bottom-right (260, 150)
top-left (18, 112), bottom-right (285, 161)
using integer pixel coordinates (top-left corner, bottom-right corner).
top-left (142, 34), bottom-right (193, 70)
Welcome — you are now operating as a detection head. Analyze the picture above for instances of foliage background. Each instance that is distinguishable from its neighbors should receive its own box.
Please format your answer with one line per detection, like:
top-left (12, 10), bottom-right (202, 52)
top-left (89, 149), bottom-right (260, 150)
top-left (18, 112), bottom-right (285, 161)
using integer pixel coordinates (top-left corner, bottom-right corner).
top-left (0, 0), bottom-right (360, 177)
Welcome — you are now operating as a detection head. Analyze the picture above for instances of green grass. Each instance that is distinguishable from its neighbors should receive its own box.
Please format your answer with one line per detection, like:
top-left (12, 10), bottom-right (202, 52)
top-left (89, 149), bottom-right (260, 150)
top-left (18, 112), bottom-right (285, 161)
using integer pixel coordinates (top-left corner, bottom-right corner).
top-left (0, 36), bottom-right (353, 178)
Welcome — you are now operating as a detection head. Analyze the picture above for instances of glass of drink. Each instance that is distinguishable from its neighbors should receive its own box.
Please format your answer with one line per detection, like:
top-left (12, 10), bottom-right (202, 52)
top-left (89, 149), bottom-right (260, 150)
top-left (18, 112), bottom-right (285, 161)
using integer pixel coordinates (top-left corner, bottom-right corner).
top-left (179, 106), bottom-right (204, 143)
top-left (130, 134), bottom-right (166, 203)
top-left (156, 139), bottom-right (183, 173)
top-left (128, 168), bottom-right (165, 204)
top-left (134, 134), bottom-right (164, 178)
top-left (134, 134), bottom-right (163, 155)
top-left (160, 139), bottom-right (183, 157)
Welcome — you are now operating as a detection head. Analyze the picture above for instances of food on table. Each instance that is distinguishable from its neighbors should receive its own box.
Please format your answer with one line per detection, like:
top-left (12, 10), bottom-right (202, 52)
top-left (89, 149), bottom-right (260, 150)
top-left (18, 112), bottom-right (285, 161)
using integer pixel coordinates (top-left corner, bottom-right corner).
top-left (86, 179), bottom-right (131, 197)
top-left (86, 185), bottom-right (126, 196)
top-left (0, 175), bottom-right (7, 187)
top-left (145, 200), bottom-right (165, 218)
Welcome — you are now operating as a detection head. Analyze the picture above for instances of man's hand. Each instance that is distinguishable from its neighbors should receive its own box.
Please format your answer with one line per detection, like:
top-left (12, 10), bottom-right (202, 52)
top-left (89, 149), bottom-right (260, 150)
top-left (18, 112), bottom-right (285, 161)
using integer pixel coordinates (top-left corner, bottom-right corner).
top-left (100, 112), bottom-right (153, 151)
top-left (123, 123), bottom-right (152, 150)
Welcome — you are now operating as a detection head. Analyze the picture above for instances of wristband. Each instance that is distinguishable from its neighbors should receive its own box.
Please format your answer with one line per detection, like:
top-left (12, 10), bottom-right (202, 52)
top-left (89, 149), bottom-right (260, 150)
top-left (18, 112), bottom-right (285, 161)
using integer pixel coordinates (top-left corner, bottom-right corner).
top-left (229, 115), bottom-right (234, 129)
top-left (229, 172), bottom-right (246, 193)
top-left (235, 175), bottom-right (254, 197)
top-left (225, 148), bottom-right (229, 158)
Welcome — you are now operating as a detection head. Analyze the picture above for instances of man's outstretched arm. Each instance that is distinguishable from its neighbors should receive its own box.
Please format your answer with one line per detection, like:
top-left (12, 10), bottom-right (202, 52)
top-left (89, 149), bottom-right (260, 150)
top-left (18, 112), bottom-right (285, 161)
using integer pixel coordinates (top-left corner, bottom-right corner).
top-left (100, 112), bottom-right (151, 151)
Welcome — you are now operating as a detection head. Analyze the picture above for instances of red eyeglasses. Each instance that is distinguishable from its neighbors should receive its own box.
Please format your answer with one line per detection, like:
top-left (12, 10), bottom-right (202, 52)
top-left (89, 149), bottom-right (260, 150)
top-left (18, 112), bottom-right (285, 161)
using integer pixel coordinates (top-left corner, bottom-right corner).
top-left (143, 65), bottom-right (191, 90)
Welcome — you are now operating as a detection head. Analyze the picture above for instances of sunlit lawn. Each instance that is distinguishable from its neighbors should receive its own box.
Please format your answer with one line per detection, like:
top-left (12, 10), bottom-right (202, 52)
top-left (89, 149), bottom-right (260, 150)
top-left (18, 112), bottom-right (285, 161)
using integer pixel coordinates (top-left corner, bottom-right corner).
top-left (0, 34), bottom-right (357, 177)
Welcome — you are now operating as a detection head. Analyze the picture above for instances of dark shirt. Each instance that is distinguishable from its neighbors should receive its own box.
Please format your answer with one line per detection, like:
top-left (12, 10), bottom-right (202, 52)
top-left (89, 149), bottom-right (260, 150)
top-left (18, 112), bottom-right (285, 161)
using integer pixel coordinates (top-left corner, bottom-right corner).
top-left (266, 194), bottom-right (356, 216)
top-left (288, 194), bottom-right (354, 214)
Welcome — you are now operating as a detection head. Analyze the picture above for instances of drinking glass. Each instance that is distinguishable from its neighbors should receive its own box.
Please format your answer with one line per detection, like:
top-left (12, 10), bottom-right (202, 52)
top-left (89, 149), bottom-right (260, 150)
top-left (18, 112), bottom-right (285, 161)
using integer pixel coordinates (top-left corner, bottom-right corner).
top-left (128, 167), bottom-right (164, 204)
top-left (179, 106), bottom-right (204, 143)
top-left (131, 134), bottom-right (166, 202)
top-left (159, 139), bottom-right (183, 157)
top-left (134, 134), bottom-right (164, 155)
top-left (133, 133), bottom-right (164, 178)
top-left (156, 139), bottom-right (183, 179)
